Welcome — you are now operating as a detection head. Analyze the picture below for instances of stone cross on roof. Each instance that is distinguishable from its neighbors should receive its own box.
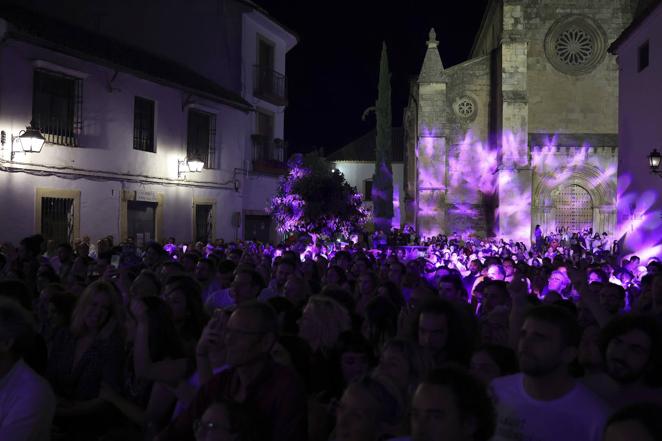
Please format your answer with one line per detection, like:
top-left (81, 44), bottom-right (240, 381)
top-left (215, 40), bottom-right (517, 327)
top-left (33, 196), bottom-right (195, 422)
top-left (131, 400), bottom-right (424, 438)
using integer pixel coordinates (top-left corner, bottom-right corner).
top-left (427, 28), bottom-right (439, 48)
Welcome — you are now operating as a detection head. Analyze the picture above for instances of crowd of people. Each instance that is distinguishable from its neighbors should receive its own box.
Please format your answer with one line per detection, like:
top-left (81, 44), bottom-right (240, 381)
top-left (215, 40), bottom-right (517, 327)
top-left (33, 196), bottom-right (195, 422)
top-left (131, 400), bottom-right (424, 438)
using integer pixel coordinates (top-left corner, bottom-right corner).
top-left (0, 228), bottom-right (661, 441)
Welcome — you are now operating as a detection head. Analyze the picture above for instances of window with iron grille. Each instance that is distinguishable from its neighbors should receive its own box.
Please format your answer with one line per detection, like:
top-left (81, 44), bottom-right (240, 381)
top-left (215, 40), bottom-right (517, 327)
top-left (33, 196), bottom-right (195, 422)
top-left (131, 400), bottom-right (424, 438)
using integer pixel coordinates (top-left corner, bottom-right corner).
top-left (195, 204), bottom-right (213, 243)
top-left (254, 110), bottom-right (275, 161)
top-left (133, 97), bottom-right (155, 152)
top-left (41, 197), bottom-right (74, 245)
top-left (32, 69), bottom-right (82, 147)
top-left (187, 110), bottom-right (216, 169)
top-left (244, 214), bottom-right (271, 243)
top-left (257, 110), bottom-right (274, 139)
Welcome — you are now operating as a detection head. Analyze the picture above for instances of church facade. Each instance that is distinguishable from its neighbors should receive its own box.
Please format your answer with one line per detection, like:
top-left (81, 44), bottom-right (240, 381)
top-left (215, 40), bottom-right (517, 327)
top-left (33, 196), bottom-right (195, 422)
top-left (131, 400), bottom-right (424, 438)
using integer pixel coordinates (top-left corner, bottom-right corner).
top-left (403, 0), bottom-right (639, 243)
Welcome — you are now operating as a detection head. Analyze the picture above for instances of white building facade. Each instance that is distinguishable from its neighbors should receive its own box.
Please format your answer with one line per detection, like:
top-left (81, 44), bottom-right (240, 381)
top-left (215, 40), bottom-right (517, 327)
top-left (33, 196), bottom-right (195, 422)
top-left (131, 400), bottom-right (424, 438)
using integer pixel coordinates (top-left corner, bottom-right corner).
top-left (610, 1), bottom-right (662, 260)
top-left (0, 2), bottom-right (296, 246)
top-left (327, 128), bottom-right (407, 228)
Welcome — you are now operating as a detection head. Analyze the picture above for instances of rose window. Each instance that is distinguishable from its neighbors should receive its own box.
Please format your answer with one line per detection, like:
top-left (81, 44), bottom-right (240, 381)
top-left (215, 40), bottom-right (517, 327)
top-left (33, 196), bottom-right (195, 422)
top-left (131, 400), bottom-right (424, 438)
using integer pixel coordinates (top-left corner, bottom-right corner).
top-left (453, 96), bottom-right (477, 121)
top-left (555, 27), bottom-right (594, 66)
top-left (457, 100), bottom-right (474, 117)
top-left (544, 16), bottom-right (607, 75)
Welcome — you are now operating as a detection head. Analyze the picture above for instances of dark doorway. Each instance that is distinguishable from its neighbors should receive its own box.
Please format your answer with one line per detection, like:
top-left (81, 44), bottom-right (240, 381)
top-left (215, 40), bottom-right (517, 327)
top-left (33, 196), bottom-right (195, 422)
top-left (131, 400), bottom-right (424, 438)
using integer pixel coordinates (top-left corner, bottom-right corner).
top-left (244, 215), bottom-right (271, 243)
top-left (127, 200), bottom-right (157, 243)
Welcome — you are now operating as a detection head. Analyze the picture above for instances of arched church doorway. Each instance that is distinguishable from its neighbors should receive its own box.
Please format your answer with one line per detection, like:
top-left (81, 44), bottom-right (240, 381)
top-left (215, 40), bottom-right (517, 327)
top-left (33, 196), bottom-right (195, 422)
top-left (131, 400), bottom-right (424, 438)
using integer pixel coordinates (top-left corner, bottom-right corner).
top-left (551, 184), bottom-right (593, 232)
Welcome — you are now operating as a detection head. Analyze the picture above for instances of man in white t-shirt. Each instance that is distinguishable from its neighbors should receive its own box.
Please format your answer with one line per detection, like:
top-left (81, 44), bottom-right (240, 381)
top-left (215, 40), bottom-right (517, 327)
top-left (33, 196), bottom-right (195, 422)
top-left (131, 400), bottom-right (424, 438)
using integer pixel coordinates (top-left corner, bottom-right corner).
top-left (491, 305), bottom-right (609, 441)
top-left (0, 298), bottom-right (55, 441)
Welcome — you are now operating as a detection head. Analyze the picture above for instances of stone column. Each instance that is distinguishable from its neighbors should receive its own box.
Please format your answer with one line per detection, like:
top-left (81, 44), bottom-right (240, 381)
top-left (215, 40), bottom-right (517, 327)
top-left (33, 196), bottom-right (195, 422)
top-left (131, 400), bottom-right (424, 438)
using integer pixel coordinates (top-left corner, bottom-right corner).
top-left (497, 0), bottom-right (533, 244)
top-left (417, 133), bottom-right (447, 236)
top-left (416, 29), bottom-right (448, 237)
top-left (596, 205), bottom-right (616, 235)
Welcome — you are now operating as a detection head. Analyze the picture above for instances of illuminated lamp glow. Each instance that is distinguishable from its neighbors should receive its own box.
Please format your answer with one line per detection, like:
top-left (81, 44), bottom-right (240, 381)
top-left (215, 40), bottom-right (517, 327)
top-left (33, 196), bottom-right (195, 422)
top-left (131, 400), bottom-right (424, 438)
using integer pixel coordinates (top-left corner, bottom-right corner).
top-left (649, 149), bottom-right (661, 170)
top-left (16, 122), bottom-right (45, 153)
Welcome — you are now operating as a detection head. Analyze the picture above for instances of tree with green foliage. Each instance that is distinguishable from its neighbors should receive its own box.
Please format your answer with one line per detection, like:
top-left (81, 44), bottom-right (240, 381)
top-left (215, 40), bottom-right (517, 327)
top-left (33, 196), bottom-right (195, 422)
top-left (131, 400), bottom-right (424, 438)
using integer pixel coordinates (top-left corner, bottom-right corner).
top-left (269, 153), bottom-right (367, 241)
top-left (372, 42), bottom-right (394, 232)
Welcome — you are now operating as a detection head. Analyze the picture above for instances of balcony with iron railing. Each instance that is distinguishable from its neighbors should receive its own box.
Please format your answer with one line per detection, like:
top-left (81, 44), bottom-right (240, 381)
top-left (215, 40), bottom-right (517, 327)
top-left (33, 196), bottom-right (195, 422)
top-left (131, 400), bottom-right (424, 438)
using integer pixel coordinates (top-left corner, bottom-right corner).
top-left (253, 65), bottom-right (288, 106)
top-left (251, 135), bottom-right (288, 174)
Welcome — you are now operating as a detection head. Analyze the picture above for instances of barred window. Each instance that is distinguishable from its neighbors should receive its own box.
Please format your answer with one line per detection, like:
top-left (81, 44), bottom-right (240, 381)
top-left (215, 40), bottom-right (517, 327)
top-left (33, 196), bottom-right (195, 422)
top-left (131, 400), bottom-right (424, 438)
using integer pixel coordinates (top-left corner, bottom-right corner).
top-left (41, 197), bottom-right (75, 245)
top-left (32, 69), bottom-right (82, 147)
top-left (187, 110), bottom-right (216, 169)
top-left (133, 97), bottom-right (155, 152)
top-left (195, 204), bottom-right (213, 243)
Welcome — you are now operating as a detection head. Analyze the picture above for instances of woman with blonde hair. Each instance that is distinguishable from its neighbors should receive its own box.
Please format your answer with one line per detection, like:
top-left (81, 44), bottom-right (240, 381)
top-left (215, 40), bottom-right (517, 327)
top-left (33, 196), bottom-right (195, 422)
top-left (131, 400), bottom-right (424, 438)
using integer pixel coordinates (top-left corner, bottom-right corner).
top-left (299, 295), bottom-right (351, 354)
top-left (47, 280), bottom-right (125, 440)
top-left (298, 295), bottom-right (351, 399)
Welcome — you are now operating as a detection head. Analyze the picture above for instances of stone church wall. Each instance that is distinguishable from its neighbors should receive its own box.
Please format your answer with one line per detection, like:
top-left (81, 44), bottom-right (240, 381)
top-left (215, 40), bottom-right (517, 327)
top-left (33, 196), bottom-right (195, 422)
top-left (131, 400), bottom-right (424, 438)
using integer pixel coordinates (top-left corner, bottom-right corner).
top-left (443, 56), bottom-right (493, 236)
top-left (409, 0), bottom-right (631, 241)
top-left (525, 0), bottom-right (632, 135)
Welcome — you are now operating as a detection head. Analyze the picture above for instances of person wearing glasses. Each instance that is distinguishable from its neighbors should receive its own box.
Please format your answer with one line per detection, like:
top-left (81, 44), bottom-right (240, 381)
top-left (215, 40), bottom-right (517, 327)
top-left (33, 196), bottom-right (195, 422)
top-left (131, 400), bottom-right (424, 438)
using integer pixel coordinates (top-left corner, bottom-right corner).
top-left (156, 301), bottom-right (307, 441)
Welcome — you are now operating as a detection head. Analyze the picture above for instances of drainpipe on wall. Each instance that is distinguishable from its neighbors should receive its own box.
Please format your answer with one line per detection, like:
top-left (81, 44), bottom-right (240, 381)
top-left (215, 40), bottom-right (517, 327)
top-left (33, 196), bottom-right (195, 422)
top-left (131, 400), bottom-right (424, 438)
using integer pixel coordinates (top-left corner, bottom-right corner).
top-left (0, 19), bottom-right (9, 156)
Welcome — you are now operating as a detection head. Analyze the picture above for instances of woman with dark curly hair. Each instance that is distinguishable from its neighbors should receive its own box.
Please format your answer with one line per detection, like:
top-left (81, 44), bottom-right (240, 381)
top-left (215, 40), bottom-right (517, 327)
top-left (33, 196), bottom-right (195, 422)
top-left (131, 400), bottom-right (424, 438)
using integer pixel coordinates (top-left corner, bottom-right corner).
top-left (375, 280), bottom-right (405, 310)
top-left (162, 274), bottom-right (209, 356)
top-left (362, 296), bottom-right (399, 355)
top-left (97, 296), bottom-right (186, 441)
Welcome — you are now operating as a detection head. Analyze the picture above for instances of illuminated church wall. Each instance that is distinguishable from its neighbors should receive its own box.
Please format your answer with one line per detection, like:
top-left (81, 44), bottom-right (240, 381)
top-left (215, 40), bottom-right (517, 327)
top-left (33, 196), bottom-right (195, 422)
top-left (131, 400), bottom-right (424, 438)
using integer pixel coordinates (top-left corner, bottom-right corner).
top-left (523, 1), bottom-right (630, 244)
top-left (439, 56), bottom-right (492, 236)
top-left (407, 0), bottom-right (632, 244)
top-left (612, 1), bottom-right (662, 260)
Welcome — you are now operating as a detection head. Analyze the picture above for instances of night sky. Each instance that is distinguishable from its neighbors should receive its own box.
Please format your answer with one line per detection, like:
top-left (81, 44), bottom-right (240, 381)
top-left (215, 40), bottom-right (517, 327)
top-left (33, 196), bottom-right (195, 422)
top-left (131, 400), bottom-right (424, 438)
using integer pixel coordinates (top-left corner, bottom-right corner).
top-left (252, 0), bottom-right (490, 155)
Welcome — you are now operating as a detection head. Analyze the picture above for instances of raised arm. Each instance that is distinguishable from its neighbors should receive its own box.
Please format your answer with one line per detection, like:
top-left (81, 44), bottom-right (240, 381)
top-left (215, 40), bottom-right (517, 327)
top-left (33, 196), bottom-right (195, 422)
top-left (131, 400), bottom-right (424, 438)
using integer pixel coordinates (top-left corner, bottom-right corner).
top-left (131, 298), bottom-right (189, 384)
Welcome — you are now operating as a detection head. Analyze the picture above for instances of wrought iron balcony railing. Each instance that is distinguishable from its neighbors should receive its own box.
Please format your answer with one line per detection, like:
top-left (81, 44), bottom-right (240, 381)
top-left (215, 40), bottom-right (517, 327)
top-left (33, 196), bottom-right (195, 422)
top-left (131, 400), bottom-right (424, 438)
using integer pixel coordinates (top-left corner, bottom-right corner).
top-left (253, 65), bottom-right (288, 106)
top-left (251, 134), bottom-right (288, 174)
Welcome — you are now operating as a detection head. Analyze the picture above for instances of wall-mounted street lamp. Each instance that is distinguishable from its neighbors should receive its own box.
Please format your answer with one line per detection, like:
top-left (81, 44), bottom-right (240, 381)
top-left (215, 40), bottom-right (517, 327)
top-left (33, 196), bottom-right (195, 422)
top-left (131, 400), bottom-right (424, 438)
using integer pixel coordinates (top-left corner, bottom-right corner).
top-left (187, 156), bottom-right (204, 173)
top-left (1, 121), bottom-right (46, 160)
top-left (649, 149), bottom-right (661, 177)
top-left (178, 152), bottom-right (205, 178)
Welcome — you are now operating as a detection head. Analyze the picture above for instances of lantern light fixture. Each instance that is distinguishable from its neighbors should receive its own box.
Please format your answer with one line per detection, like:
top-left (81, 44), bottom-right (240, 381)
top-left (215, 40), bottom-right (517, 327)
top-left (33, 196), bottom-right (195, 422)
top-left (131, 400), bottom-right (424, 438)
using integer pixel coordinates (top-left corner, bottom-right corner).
top-left (648, 149), bottom-right (661, 177)
top-left (178, 152), bottom-right (205, 178)
top-left (7, 121), bottom-right (45, 160)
